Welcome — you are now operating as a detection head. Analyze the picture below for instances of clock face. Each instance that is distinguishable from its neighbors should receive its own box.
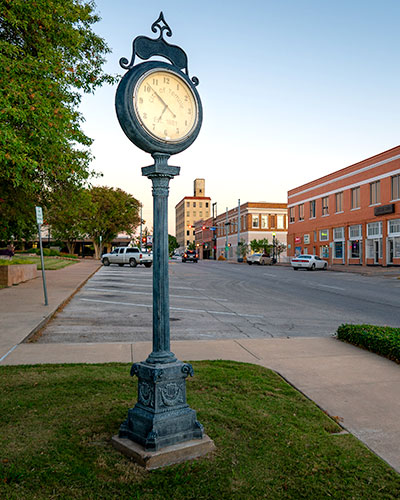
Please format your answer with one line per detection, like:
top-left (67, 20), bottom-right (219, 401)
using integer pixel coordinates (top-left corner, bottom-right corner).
top-left (134, 69), bottom-right (198, 143)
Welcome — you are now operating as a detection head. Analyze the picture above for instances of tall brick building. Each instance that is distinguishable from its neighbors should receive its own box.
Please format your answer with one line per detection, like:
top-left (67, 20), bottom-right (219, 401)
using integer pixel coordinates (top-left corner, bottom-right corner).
top-left (175, 179), bottom-right (211, 249)
top-left (287, 145), bottom-right (400, 266)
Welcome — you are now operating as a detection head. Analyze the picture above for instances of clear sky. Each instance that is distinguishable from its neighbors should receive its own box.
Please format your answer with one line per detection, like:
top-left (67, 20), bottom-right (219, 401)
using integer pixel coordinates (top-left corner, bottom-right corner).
top-left (79, 0), bottom-right (400, 235)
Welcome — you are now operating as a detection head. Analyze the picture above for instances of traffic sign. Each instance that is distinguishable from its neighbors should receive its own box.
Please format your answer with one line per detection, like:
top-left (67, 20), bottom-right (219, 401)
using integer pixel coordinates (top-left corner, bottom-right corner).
top-left (35, 206), bottom-right (43, 225)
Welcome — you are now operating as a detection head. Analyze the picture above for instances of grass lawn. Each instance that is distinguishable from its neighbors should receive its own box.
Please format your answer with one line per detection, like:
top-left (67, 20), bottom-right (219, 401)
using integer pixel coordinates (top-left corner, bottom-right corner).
top-left (0, 254), bottom-right (78, 271)
top-left (0, 361), bottom-right (399, 499)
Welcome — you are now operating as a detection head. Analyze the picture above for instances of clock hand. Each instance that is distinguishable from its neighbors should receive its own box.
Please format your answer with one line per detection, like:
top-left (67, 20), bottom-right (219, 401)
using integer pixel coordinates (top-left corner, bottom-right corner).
top-left (158, 104), bottom-right (167, 122)
top-left (149, 85), bottom-right (177, 119)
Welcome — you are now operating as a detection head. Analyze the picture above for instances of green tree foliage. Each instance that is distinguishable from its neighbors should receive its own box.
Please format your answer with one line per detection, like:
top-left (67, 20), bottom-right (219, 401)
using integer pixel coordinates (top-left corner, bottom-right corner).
top-left (82, 186), bottom-right (140, 259)
top-left (0, 0), bottom-right (115, 241)
top-left (45, 187), bottom-right (91, 254)
top-left (168, 234), bottom-right (179, 256)
top-left (249, 238), bottom-right (271, 254)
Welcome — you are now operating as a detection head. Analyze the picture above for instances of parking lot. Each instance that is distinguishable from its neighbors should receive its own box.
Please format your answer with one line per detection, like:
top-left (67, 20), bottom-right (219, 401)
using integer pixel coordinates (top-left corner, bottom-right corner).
top-left (37, 260), bottom-right (400, 343)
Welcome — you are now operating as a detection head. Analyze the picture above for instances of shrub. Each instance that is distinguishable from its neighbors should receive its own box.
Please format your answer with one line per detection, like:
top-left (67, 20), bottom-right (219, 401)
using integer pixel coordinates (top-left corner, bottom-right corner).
top-left (337, 324), bottom-right (400, 363)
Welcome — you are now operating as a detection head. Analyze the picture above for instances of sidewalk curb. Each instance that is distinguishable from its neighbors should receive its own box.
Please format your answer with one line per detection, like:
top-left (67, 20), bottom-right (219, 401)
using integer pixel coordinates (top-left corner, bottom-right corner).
top-left (22, 263), bottom-right (101, 344)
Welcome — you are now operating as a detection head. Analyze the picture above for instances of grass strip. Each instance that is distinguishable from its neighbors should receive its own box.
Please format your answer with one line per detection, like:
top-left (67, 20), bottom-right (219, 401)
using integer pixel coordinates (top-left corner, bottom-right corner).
top-left (0, 254), bottom-right (78, 270)
top-left (337, 324), bottom-right (400, 363)
top-left (0, 361), bottom-right (399, 499)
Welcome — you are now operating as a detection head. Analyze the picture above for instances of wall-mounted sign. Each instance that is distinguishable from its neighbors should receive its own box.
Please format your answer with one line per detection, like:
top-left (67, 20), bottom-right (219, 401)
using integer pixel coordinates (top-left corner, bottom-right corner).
top-left (374, 204), bottom-right (394, 216)
top-left (304, 234), bottom-right (310, 244)
top-left (295, 236), bottom-right (301, 244)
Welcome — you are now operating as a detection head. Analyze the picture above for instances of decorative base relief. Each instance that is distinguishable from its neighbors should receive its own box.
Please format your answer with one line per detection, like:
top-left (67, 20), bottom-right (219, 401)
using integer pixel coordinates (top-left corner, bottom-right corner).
top-left (118, 360), bottom-right (204, 451)
top-left (111, 434), bottom-right (216, 470)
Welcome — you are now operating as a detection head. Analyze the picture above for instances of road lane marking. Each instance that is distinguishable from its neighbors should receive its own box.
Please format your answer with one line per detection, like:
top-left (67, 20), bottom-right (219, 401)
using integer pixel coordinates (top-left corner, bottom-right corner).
top-left (263, 273), bottom-right (276, 277)
top-left (80, 298), bottom-right (263, 318)
top-left (87, 281), bottom-right (205, 291)
top-left (315, 284), bottom-right (345, 290)
top-left (86, 287), bottom-right (227, 301)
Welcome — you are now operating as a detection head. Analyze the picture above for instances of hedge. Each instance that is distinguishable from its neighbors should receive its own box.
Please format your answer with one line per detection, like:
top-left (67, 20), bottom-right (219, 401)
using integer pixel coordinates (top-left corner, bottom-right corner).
top-left (337, 324), bottom-right (400, 363)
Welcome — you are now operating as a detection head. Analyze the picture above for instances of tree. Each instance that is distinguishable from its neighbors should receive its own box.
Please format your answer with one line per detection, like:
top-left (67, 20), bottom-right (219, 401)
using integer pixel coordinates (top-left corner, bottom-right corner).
top-left (168, 235), bottom-right (179, 257)
top-left (0, 0), bottom-right (115, 241)
top-left (82, 186), bottom-right (140, 259)
top-left (187, 241), bottom-right (196, 251)
top-left (237, 239), bottom-right (249, 259)
top-left (249, 238), bottom-right (271, 254)
top-left (45, 186), bottom-right (91, 254)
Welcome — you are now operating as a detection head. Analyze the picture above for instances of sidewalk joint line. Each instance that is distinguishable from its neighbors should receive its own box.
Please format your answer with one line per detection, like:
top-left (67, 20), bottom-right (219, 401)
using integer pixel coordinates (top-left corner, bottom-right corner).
top-left (234, 340), bottom-right (261, 360)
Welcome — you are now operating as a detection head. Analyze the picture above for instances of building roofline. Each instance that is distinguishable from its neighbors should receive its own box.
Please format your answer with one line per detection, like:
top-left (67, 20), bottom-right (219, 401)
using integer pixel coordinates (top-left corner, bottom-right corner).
top-left (288, 145), bottom-right (400, 198)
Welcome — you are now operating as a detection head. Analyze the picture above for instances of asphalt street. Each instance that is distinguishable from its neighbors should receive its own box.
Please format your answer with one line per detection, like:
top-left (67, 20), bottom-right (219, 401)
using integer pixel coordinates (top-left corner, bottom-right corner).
top-left (36, 260), bottom-right (400, 343)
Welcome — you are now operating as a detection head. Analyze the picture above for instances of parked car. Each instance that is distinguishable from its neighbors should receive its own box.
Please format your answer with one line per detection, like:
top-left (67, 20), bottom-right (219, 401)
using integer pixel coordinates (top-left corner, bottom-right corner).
top-left (291, 254), bottom-right (327, 271)
top-left (182, 250), bottom-right (198, 263)
top-left (247, 253), bottom-right (274, 265)
top-left (101, 247), bottom-right (152, 268)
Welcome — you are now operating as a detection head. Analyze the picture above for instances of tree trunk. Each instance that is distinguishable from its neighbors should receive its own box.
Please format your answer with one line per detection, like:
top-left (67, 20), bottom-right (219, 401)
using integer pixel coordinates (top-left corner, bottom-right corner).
top-left (66, 241), bottom-right (75, 255)
top-left (93, 241), bottom-right (101, 259)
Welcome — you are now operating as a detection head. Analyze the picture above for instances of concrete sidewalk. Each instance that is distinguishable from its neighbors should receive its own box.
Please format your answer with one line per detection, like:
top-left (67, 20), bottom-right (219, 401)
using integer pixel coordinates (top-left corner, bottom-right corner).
top-left (0, 260), bottom-right (399, 474)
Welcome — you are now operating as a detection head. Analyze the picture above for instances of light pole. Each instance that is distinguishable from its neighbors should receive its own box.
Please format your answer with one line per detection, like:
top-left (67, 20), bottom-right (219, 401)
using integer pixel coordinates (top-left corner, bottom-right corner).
top-left (237, 199), bottom-right (241, 262)
top-left (225, 207), bottom-right (229, 259)
top-left (139, 203), bottom-right (143, 250)
top-left (212, 202), bottom-right (217, 259)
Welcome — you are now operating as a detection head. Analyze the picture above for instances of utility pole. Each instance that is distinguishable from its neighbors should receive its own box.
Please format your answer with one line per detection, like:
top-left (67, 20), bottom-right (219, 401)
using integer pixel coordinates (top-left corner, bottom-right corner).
top-left (139, 203), bottom-right (143, 250)
top-left (212, 202), bottom-right (217, 259)
top-left (237, 199), bottom-right (241, 262)
top-left (225, 207), bottom-right (229, 259)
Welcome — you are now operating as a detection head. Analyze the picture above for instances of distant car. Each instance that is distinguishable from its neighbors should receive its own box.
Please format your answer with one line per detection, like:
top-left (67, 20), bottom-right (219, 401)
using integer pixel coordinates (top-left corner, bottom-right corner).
top-left (247, 253), bottom-right (274, 266)
top-left (291, 254), bottom-right (327, 271)
top-left (182, 250), bottom-right (198, 263)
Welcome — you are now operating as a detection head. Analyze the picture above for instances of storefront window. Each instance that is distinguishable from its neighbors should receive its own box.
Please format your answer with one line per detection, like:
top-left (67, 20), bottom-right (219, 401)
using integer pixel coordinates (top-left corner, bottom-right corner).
top-left (333, 227), bottom-right (344, 240)
top-left (388, 219), bottom-right (400, 235)
top-left (320, 229), bottom-right (329, 241)
top-left (395, 238), bottom-right (400, 258)
top-left (349, 225), bottom-right (362, 239)
top-left (320, 245), bottom-right (329, 258)
top-left (367, 221), bottom-right (382, 238)
top-left (334, 242), bottom-right (343, 259)
top-left (351, 240), bottom-right (360, 258)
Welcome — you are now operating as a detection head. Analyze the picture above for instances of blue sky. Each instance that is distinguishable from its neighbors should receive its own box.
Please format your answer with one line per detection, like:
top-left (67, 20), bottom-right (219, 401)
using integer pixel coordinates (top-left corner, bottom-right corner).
top-left (79, 0), bottom-right (400, 233)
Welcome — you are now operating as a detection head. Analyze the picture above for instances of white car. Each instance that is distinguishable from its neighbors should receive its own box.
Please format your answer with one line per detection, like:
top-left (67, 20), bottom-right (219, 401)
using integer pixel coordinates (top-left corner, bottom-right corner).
top-left (291, 254), bottom-right (328, 271)
top-left (247, 253), bottom-right (274, 265)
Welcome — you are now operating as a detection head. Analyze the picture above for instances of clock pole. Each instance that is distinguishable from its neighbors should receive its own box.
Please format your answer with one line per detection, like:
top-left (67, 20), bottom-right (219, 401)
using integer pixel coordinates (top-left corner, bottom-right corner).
top-left (142, 153), bottom-right (179, 364)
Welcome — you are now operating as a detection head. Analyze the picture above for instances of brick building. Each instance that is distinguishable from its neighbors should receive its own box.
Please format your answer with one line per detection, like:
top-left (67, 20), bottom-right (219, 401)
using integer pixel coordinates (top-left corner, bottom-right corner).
top-left (175, 179), bottom-right (211, 249)
top-left (195, 201), bottom-right (288, 260)
top-left (287, 145), bottom-right (400, 266)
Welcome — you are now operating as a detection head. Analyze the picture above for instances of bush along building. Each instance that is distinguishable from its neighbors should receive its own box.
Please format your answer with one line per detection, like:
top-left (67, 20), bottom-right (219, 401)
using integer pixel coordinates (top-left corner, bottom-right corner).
top-left (287, 145), bottom-right (400, 266)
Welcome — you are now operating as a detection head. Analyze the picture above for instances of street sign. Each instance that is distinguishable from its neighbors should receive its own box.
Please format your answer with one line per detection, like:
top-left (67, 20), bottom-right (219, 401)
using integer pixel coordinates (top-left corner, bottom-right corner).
top-left (35, 206), bottom-right (43, 225)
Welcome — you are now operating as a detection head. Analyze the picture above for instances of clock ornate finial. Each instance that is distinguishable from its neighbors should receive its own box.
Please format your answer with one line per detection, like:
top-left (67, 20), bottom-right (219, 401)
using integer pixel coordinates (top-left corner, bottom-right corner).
top-left (119, 12), bottom-right (199, 86)
top-left (151, 12), bottom-right (172, 39)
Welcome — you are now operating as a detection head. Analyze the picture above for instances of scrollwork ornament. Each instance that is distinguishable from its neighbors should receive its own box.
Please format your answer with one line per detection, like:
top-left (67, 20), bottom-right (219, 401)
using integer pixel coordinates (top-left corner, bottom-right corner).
top-left (160, 382), bottom-right (184, 406)
top-left (182, 363), bottom-right (194, 378)
top-left (139, 381), bottom-right (155, 408)
top-left (130, 363), bottom-right (140, 377)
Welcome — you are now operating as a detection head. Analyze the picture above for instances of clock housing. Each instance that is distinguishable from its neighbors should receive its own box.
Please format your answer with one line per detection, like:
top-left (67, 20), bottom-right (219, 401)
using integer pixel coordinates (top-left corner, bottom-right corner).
top-left (116, 60), bottom-right (203, 155)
